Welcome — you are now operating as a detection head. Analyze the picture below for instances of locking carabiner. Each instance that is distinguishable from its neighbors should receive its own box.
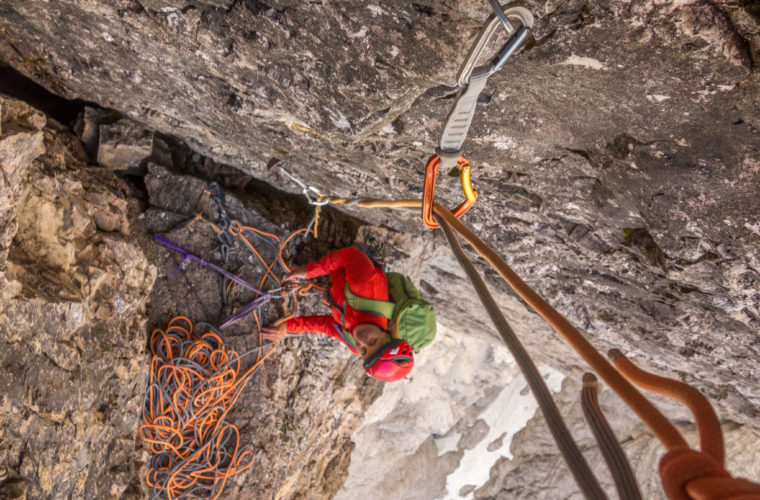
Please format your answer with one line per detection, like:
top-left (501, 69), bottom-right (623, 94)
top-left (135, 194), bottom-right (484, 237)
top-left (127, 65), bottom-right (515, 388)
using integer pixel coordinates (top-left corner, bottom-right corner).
top-left (302, 185), bottom-right (330, 206)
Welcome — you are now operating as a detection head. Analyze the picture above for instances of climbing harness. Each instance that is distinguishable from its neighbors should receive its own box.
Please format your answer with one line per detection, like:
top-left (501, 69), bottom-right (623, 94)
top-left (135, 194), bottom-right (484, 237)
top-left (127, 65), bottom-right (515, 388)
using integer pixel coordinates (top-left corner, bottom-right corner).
top-left (422, 2), bottom-right (534, 228)
top-left (140, 316), bottom-right (278, 500)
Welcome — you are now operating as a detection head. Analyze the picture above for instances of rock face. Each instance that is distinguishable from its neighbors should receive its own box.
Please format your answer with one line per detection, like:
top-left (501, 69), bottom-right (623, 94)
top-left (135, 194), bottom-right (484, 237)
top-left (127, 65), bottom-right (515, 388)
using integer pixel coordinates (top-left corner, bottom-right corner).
top-left (0, 100), bottom-right (398, 499)
top-left (1, 0), bottom-right (760, 499)
top-left (0, 95), bottom-right (155, 499)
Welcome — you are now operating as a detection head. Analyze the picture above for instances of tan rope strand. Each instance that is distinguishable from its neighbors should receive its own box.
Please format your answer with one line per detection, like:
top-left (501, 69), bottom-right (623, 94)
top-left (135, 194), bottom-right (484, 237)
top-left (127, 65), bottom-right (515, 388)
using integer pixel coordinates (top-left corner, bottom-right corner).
top-left (328, 197), bottom-right (689, 452)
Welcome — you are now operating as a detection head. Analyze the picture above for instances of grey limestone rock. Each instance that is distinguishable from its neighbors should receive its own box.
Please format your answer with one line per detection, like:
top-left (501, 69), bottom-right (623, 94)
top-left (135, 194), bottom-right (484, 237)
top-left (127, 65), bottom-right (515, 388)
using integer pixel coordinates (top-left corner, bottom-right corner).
top-left (1, 0), bottom-right (759, 498)
top-left (97, 119), bottom-right (154, 170)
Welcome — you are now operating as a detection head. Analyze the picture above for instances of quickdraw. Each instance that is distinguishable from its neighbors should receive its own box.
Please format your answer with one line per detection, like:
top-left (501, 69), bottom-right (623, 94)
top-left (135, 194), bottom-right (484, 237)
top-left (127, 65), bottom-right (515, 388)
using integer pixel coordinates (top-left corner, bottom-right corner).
top-left (268, 157), bottom-right (330, 207)
top-left (422, 2), bottom-right (534, 228)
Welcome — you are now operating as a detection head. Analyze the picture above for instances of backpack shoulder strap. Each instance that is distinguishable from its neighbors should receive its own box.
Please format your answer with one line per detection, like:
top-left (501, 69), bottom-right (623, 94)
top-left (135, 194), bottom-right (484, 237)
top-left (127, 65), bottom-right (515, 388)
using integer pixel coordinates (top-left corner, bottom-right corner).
top-left (344, 282), bottom-right (396, 319)
top-left (325, 292), bottom-right (358, 349)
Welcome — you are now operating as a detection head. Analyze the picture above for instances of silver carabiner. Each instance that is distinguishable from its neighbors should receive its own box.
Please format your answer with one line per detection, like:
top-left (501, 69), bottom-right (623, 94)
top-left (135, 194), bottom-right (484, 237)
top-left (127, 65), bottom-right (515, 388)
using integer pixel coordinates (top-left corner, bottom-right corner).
top-left (272, 162), bottom-right (329, 206)
top-left (456, 3), bottom-right (534, 87)
top-left (303, 186), bottom-right (330, 206)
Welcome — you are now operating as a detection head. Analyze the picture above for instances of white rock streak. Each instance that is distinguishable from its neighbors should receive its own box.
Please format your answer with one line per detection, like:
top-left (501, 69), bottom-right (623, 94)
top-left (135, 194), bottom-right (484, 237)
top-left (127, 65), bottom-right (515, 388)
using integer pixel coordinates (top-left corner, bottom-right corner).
top-left (559, 55), bottom-right (608, 70)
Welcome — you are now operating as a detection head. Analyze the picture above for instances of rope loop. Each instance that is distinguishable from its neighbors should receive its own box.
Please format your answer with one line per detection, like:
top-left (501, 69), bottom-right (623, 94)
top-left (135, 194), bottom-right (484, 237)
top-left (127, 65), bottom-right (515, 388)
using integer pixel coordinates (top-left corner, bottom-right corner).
top-left (228, 219), bottom-right (243, 237)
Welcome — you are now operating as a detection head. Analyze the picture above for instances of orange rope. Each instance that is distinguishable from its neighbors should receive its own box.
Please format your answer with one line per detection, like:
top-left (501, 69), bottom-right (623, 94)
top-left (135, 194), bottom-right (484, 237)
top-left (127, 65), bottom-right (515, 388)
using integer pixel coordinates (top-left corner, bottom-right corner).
top-left (279, 228), bottom-right (310, 274)
top-left (190, 213), bottom-right (224, 235)
top-left (140, 316), bottom-right (278, 499)
top-left (312, 205), bottom-right (321, 239)
top-left (229, 220), bottom-right (282, 287)
top-left (224, 217), bottom-right (324, 329)
top-left (609, 349), bottom-right (725, 466)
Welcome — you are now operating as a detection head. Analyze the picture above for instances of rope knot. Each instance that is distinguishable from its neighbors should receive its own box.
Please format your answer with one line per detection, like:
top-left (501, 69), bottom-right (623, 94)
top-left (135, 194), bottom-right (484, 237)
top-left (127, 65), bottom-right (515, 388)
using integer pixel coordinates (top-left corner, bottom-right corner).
top-left (660, 449), bottom-right (760, 499)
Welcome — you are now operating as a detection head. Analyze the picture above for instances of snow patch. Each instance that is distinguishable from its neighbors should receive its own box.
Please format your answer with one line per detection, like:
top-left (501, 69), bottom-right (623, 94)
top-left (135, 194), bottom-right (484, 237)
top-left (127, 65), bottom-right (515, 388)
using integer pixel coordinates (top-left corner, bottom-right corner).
top-left (434, 432), bottom-right (461, 456)
top-left (560, 55), bottom-right (607, 70)
top-left (647, 94), bottom-right (671, 102)
top-left (438, 366), bottom-right (566, 500)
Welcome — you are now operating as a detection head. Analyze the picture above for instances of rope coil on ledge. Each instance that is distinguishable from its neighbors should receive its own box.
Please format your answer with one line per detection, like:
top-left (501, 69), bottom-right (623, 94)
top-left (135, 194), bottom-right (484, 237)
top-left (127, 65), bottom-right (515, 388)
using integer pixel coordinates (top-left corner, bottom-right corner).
top-left (139, 317), bottom-right (278, 500)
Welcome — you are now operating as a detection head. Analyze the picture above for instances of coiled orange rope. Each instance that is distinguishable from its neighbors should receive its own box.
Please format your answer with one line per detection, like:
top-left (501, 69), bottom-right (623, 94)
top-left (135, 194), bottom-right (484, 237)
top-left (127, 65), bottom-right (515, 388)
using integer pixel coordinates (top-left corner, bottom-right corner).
top-left (140, 317), bottom-right (278, 499)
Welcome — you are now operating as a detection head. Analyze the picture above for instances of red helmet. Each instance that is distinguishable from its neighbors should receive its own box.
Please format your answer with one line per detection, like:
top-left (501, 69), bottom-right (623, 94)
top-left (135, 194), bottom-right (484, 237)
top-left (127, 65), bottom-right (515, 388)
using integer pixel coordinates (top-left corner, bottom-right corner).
top-left (363, 339), bottom-right (414, 382)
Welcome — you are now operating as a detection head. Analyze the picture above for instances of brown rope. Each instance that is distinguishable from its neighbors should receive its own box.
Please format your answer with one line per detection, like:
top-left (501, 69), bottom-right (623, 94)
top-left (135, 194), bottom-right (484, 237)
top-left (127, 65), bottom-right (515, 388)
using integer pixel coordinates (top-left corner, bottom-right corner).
top-left (325, 196), bottom-right (760, 499)
top-left (608, 349), bottom-right (724, 466)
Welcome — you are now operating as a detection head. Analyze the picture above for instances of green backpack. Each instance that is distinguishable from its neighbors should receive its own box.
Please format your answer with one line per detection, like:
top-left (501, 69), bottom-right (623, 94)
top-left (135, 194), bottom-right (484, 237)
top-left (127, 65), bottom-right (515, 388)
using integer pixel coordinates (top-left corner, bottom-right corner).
top-left (344, 272), bottom-right (436, 352)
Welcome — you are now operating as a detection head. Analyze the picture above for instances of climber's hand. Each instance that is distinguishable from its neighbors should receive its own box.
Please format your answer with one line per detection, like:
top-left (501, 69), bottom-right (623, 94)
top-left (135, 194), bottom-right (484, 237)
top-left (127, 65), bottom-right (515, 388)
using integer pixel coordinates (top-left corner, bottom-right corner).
top-left (261, 322), bottom-right (288, 342)
top-left (284, 266), bottom-right (307, 283)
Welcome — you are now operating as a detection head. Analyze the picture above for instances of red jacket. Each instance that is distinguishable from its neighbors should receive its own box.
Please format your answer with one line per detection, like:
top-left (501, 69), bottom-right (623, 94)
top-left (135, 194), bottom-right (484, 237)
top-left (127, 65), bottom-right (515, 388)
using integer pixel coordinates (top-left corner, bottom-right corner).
top-left (285, 247), bottom-right (388, 353)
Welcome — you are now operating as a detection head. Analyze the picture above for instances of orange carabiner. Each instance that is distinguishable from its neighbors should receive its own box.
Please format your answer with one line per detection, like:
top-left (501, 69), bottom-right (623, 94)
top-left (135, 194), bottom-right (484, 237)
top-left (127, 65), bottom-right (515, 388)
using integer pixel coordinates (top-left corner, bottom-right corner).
top-left (422, 154), bottom-right (478, 228)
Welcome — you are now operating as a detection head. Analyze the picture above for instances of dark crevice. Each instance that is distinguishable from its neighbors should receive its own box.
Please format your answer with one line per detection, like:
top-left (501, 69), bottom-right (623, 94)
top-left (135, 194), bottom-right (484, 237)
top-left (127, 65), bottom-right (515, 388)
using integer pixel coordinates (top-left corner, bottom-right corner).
top-left (0, 62), bottom-right (95, 127)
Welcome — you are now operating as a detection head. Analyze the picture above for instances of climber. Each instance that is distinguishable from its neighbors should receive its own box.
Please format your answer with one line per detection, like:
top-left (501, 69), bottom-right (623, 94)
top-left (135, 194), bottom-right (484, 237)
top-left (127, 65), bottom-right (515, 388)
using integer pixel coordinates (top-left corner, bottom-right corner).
top-left (261, 246), bottom-right (418, 382)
